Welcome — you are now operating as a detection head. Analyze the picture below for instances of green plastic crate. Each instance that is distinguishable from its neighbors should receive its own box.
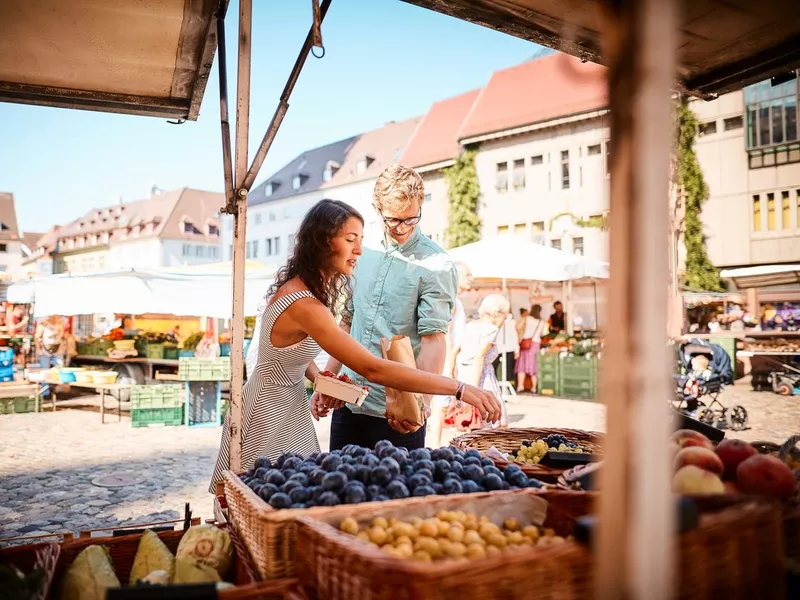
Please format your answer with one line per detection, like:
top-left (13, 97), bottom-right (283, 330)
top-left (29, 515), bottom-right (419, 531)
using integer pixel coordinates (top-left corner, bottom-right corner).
top-left (145, 344), bottom-right (165, 359)
top-left (163, 345), bottom-right (179, 360)
top-left (178, 357), bottom-right (231, 381)
top-left (0, 397), bottom-right (38, 415)
top-left (131, 406), bottom-right (184, 428)
top-left (130, 384), bottom-right (184, 409)
top-left (561, 382), bottom-right (596, 399)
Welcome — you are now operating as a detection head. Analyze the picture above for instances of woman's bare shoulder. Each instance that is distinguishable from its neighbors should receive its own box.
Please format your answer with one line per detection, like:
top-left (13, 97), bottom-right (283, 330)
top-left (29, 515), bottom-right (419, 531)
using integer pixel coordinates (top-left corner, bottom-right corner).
top-left (269, 278), bottom-right (312, 306)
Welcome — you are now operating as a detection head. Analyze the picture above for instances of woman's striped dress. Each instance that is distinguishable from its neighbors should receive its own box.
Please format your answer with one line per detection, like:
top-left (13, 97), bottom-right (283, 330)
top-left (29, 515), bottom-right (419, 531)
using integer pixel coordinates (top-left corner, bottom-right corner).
top-left (209, 290), bottom-right (322, 491)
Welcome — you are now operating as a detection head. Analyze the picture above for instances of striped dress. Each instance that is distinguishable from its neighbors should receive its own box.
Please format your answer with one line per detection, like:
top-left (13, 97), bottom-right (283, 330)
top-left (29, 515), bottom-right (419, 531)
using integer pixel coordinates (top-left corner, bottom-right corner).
top-left (209, 290), bottom-right (321, 492)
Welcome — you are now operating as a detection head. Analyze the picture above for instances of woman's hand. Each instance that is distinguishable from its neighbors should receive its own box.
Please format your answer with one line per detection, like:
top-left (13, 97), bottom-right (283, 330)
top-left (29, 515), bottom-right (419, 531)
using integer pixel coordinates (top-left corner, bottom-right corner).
top-left (309, 391), bottom-right (343, 420)
top-left (385, 403), bottom-right (430, 434)
top-left (460, 384), bottom-right (502, 424)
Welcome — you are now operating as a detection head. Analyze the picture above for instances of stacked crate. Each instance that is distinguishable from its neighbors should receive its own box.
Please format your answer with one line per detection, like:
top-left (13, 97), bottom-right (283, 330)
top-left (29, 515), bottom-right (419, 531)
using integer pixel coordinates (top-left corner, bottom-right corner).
top-left (559, 354), bottom-right (599, 400)
top-left (0, 348), bottom-right (14, 383)
top-left (130, 384), bottom-right (184, 427)
top-left (178, 357), bottom-right (231, 381)
top-left (178, 357), bottom-right (228, 427)
top-left (537, 352), bottom-right (561, 396)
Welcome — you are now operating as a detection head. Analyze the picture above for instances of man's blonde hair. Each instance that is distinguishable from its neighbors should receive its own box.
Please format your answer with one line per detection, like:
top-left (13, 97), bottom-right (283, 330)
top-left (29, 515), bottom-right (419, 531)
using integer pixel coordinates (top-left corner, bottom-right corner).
top-left (373, 164), bottom-right (425, 213)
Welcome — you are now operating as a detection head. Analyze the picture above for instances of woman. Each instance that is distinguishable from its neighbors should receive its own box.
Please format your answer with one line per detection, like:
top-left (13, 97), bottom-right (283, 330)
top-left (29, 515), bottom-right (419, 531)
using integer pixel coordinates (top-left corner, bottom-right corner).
top-left (515, 304), bottom-right (544, 393)
top-left (209, 200), bottom-right (500, 490)
top-left (446, 294), bottom-right (510, 432)
top-left (35, 314), bottom-right (66, 368)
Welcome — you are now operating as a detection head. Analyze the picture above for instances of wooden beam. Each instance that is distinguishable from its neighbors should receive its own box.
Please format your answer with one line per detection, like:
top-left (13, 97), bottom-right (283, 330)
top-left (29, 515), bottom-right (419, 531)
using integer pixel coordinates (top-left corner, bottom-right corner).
top-left (595, 0), bottom-right (678, 598)
top-left (228, 0), bottom-right (253, 474)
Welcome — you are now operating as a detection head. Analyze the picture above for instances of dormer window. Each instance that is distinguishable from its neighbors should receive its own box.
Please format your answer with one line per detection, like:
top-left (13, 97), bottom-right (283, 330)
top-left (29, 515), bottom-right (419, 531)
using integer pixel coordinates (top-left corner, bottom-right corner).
top-left (323, 160), bottom-right (340, 182)
top-left (183, 221), bottom-right (195, 234)
top-left (0, 222), bottom-right (8, 231)
top-left (357, 155), bottom-right (374, 173)
top-left (292, 174), bottom-right (308, 190)
top-left (208, 224), bottom-right (219, 236)
top-left (265, 181), bottom-right (280, 197)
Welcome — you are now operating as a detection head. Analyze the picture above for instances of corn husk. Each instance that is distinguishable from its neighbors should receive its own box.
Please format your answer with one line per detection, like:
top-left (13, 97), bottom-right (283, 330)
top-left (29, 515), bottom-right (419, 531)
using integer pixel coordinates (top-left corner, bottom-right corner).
top-left (129, 529), bottom-right (175, 584)
top-left (176, 525), bottom-right (232, 578)
top-left (172, 556), bottom-right (221, 584)
top-left (381, 335), bottom-right (425, 430)
top-left (59, 546), bottom-right (120, 600)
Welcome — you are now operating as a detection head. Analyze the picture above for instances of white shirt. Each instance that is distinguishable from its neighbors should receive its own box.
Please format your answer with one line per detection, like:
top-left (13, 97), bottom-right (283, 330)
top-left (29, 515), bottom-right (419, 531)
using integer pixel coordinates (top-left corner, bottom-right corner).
top-left (522, 316), bottom-right (543, 342)
top-left (450, 299), bottom-right (467, 350)
top-left (495, 316), bottom-right (520, 354)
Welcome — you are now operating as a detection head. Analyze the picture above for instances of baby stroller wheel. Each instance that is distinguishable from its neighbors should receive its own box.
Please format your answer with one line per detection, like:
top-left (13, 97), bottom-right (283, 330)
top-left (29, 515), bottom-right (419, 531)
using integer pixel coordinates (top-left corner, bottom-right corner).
top-left (726, 405), bottom-right (748, 431)
top-left (697, 408), bottom-right (716, 427)
top-left (776, 381), bottom-right (793, 396)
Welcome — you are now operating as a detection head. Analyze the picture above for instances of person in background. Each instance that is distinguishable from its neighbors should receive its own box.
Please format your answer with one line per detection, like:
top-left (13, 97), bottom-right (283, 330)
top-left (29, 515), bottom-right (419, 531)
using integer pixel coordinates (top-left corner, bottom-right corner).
top-left (516, 304), bottom-right (544, 393)
top-left (429, 261), bottom-right (472, 448)
top-left (516, 307), bottom-right (529, 340)
top-left (493, 311), bottom-right (519, 388)
top-left (7, 305), bottom-right (29, 336)
top-left (449, 294), bottom-right (510, 430)
top-left (548, 301), bottom-right (566, 335)
top-left (35, 314), bottom-right (66, 368)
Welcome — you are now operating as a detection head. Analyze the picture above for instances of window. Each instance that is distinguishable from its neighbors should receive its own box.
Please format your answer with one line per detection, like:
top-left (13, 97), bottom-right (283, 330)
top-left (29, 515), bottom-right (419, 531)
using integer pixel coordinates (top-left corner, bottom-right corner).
top-left (783, 191), bottom-right (792, 229)
top-left (513, 223), bottom-right (526, 237)
top-left (210, 247), bottom-right (218, 259)
top-left (182, 243), bottom-right (191, 256)
top-left (228, 244), bottom-right (233, 260)
top-left (273, 237), bottom-right (280, 255)
top-left (753, 195), bottom-right (762, 231)
top-left (252, 240), bottom-right (259, 258)
top-left (183, 221), bottom-right (194, 234)
top-left (246, 242), bottom-right (252, 259)
top-left (357, 156), bottom-right (373, 173)
top-left (724, 116), bottom-right (744, 131)
top-left (561, 150), bottom-right (570, 189)
top-left (531, 155), bottom-right (543, 165)
top-left (767, 192), bottom-right (776, 230)
top-left (195, 245), bottom-right (204, 257)
top-left (797, 190), bottom-right (800, 229)
top-left (551, 239), bottom-right (562, 250)
top-left (0, 222), bottom-right (9, 231)
top-left (587, 144), bottom-right (602, 156)
top-left (531, 222), bottom-right (545, 245)
top-left (745, 79), bottom-right (798, 149)
top-left (0, 243), bottom-right (6, 252)
top-left (254, 213), bottom-right (262, 225)
top-left (266, 238), bottom-right (273, 256)
top-left (497, 225), bottom-right (510, 236)
top-left (424, 193), bottom-right (432, 203)
top-left (512, 159), bottom-right (525, 190)
top-left (208, 224), bottom-right (219, 236)
top-left (288, 234), bottom-right (295, 252)
top-left (573, 237), bottom-right (584, 256)
top-left (698, 121), bottom-right (717, 136)
top-left (605, 140), bottom-right (611, 176)
top-left (269, 213), bottom-right (276, 222)
top-left (495, 162), bottom-right (508, 193)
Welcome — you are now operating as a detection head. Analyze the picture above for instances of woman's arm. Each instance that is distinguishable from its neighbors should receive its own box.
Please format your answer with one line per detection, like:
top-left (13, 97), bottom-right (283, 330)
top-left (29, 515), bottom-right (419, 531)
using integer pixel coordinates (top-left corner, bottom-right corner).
top-left (305, 361), bottom-right (319, 382)
top-left (290, 299), bottom-right (501, 421)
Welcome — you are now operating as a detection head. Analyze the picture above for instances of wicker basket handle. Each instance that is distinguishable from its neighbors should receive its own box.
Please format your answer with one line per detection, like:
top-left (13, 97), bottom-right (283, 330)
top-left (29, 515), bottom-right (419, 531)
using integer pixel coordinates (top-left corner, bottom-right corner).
top-left (779, 435), bottom-right (800, 463)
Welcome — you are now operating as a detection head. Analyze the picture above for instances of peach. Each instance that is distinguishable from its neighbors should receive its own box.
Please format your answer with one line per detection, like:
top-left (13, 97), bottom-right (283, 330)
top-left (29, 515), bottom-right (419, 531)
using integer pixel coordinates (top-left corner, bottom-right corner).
top-left (736, 455), bottom-right (796, 499)
top-left (670, 429), bottom-right (713, 450)
top-left (672, 465), bottom-right (725, 495)
top-left (674, 446), bottom-right (724, 477)
top-left (715, 439), bottom-right (758, 480)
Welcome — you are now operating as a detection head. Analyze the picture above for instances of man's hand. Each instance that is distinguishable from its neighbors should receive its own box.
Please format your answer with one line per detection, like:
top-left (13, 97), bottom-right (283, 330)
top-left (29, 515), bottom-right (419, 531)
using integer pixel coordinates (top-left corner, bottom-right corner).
top-left (309, 391), bottom-right (344, 420)
top-left (385, 403), bottom-right (429, 434)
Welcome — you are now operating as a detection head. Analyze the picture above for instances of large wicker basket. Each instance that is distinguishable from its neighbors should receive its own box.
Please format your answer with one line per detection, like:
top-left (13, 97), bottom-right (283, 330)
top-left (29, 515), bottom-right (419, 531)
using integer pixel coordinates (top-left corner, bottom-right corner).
top-left (452, 427), bottom-right (604, 481)
top-left (296, 489), bottom-right (594, 600)
top-left (295, 490), bottom-right (785, 600)
top-left (0, 541), bottom-right (60, 600)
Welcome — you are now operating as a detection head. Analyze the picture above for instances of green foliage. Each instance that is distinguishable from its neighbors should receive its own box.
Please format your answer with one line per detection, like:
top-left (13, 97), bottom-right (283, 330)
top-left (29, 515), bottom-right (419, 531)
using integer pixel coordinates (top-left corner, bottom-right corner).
top-left (548, 212), bottom-right (608, 232)
top-left (677, 100), bottom-right (724, 292)
top-left (444, 148), bottom-right (482, 248)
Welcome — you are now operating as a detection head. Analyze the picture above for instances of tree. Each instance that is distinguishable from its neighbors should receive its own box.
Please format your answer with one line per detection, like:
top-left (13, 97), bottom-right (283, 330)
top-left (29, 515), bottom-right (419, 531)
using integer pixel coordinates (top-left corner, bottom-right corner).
top-left (444, 148), bottom-right (482, 248)
top-left (676, 99), bottom-right (724, 292)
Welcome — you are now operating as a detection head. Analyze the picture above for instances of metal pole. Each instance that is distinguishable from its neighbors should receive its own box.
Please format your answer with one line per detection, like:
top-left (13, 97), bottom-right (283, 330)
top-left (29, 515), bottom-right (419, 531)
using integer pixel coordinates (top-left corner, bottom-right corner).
top-left (216, 5), bottom-right (235, 212)
top-left (242, 0), bottom-right (334, 191)
top-left (593, 280), bottom-right (598, 330)
top-left (228, 0), bottom-right (253, 474)
top-left (595, 0), bottom-right (678, 598)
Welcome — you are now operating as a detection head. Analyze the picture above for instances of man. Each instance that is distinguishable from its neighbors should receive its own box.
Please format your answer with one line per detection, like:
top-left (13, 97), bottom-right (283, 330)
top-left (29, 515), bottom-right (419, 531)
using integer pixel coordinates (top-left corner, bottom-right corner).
top-left (548, 301), bottom-right (566, 334)
top-left (313, 164), bottom-right (458, 450)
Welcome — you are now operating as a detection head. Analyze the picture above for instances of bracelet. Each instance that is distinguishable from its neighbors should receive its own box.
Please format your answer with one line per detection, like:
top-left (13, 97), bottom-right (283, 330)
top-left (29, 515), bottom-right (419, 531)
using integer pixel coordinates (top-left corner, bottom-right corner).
top-left (455, 382), bottom-right (466, 405)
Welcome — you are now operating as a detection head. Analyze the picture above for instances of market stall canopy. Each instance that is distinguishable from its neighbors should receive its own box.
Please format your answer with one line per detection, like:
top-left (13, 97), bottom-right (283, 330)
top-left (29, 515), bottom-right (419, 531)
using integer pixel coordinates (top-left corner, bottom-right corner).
top-left (402, 0), bottom-right (800, 97)
top-left (7, 265), bottom-right (276, 319)
top-left (447, 236), bottom-right (609, 282)
top-left (720, 264), bottom-right (800, 289)
top-left (0, 0), bottom-right (222, 120)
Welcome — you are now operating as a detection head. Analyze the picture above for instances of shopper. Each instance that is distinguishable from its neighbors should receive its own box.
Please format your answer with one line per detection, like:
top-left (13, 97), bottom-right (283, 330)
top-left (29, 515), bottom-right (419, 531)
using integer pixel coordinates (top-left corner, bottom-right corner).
top-left (516, 304), bottom-right (544, 393)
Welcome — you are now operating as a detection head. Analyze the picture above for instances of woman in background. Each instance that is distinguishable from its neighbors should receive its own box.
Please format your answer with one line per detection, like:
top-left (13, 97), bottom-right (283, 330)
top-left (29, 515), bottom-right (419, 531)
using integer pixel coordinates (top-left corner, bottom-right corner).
top-left (516, 304), bottom-right (544, 393)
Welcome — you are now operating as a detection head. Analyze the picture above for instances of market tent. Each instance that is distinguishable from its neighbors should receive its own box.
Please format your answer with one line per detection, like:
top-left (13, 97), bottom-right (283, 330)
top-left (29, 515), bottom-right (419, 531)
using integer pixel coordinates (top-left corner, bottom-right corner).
top-left (720, 264), bottom-right (800, 289)
top-left (7, 266), bottom-right (276, 319)
top-left (447, 236), bottom-right (609, 282)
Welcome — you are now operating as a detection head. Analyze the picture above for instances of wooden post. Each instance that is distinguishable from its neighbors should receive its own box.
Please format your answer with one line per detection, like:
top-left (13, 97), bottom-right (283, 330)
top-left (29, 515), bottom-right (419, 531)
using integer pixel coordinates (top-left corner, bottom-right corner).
top-left (228, 0), bottom-right (253, 473)
top-left (596, 0), bottom-right (679, 598)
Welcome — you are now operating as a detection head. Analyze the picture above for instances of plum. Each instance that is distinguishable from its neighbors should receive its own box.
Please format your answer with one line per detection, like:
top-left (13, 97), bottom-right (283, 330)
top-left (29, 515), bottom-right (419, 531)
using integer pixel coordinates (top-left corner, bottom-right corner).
top-left (264, 469), bottom-right (286, 487)
top-left (254, 467), bottom-right (269, 480)
top-left (337, 464), bottom-right (357, 480)
top-left (481, 457), bottom-right (495, 468)
top-left (503, 464), bottom-right (522, 481)
top-left (463, 464), bottom-right (484, 482)
top-left (414, 467), bottom-right (433, 482)
top-left (342, 444), bottom-right (359, 455)
top-left (451, 454), bottom-right (465, 466)
top-left (321, 454), bottom-right (343, 472)
top-left (257, 483), bottom-right (279, 502)
top-left (371, 466), bottom-right (392, 486)
top-left (484, 473), bottom-right (504, 491)
top-left (310, 486), bottom-right (325, 502)
top-left (362, 454), bottom-right (380, 468)
top-left (450, 462), bottom-right (464, 477)
top-left (254, 456), bottom-right (272, 470)
top-left (289, 487), bottom-right (311, 504)
top-left (269, 492), bottom-right (292, 509)
top-left (309, 469), bottom-right (327, 486)
top-left (506, 471), bottom-right (529, 488)
top-left (407, 474), bottom-right (430, 491)
top-left (527, 478), bottom-right (543, 489)
top-left (409, 448), bottom-right (432, 462)
top-left (415, 459), bottom-right (435, 473)
top-left (282, 457), bottom-right (302, 471)
top-left (343, 482), bottom-right (367, 504)
top-left (354, 466), bottom-right (371, 485)
top-left (432, 447), bottom-right (454, 462)
top-left (281, 480), bottom-right (302, 494)
top-left (315, 452), bottom-right (329, 465)
top-left (412, 485), bottom-right (435, 497)
top-left (380, 457), bottom-right (401, 476)
top-left (318, 491), bottom-right (341, 506)
top-left (352, 446), bottom-right (368, 458)
top-left (247, 479), bottom-right (261, 492)
top-left (374, 440), bottom-right (395, 458)
top-left (322, 471), bottom-right (348, 492)
top-left (390, 449), bottom-right (409, 467)
top-left (461, 480), bottom-right (481, 494)
top-left (433, 459), bottom-right (451, 481)
top-left (432, 482), bottom-right (444, 495)
top-left (483, 466), bottom-right (503, 479)
top-left (291, 503), bottom-right (308, 509)
top-left (289, 473), bottom-right (309, 486)
top-left (366, 484), bottom-right (383, 500)
top-left (465, 449), bottom-right (482, 460)
top-left (442, 478), bottom-right (463, 495)
top-left (300, 460), bottom-right (318, 473)
top-left (373, 494), bottom-right (390, 502)
top-left (386, 480), bottom-right (410, 500)
top-left (464, 456), bottom-right (482, 467)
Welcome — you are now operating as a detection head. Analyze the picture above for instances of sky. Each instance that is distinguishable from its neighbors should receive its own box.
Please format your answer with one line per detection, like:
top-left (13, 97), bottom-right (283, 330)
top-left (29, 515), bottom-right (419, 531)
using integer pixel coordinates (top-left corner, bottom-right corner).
top-left (1, 0), bottom-right (542, 233)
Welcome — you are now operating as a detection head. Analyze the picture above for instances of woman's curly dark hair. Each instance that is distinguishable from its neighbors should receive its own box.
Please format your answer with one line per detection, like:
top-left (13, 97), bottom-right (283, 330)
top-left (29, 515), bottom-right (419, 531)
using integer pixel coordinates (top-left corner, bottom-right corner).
top-left (268, 199), bottom-right (363, 320)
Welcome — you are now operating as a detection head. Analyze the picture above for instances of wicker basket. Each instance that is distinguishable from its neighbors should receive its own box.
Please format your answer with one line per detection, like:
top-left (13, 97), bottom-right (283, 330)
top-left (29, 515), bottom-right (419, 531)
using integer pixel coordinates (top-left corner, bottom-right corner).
top-left (295, 489), bottom-right (594, 600)
top-left (295, 491), bottom-right (785, 600)
top-left (0, 541), bottom-right (60, 600)
top-left (452, 427), bottom-right (604, 481)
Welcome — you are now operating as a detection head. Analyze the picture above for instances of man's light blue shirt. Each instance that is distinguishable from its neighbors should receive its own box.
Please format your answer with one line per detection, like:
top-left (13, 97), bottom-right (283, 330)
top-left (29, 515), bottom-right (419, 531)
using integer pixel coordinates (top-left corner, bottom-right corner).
top-left (341, 227), bottom-right (458, 418)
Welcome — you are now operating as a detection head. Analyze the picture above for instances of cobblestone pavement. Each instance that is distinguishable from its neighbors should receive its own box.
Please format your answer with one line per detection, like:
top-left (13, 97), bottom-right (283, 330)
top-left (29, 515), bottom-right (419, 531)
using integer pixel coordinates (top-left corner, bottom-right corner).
top-left (0, 381), bottom-right (796, 543)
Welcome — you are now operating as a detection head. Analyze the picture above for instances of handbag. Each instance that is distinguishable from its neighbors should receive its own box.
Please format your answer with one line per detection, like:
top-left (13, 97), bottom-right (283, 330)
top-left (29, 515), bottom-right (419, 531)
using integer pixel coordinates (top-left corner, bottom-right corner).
top-left (519, 319), bottom-right (543, 351)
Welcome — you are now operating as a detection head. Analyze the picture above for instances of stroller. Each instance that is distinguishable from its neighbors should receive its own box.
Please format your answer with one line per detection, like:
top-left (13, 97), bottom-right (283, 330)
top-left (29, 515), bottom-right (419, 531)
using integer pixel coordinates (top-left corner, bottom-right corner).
top-left (673, 339), bottom-right (748, 431)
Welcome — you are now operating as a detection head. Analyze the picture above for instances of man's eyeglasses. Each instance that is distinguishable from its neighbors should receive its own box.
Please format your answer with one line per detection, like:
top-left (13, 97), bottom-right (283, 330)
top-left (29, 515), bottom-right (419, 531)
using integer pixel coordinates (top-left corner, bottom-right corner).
top-left (380, 208), bottom-right (422, 229)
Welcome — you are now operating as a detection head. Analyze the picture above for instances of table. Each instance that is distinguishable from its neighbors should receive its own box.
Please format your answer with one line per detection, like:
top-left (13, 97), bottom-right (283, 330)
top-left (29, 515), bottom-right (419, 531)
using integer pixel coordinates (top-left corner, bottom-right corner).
top-left (50, 382), bottom-right (132, 423)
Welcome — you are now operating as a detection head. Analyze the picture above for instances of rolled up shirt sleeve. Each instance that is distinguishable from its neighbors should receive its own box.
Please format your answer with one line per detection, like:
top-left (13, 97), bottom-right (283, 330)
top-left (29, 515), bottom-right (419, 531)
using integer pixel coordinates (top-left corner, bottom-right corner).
top-left (417, 261), bottom-right (458, 336)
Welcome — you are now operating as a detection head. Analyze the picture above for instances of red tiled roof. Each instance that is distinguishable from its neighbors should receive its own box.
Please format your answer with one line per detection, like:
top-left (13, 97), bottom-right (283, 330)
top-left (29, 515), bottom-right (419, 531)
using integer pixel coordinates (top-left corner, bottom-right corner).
top-left (458, 53), bottom-right (607, 141)
top-left (400, 89), bottom-right (481, 169)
